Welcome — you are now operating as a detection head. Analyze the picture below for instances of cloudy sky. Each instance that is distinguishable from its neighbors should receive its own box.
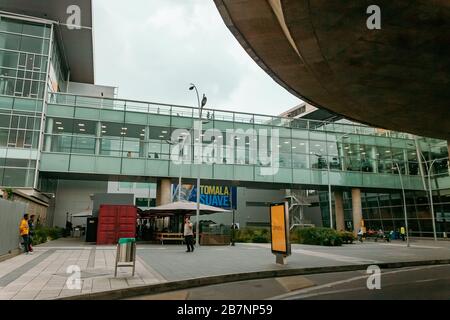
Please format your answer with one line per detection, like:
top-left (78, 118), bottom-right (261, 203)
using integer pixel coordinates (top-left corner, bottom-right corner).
top-left (92, 0), bottom-right (301, 116)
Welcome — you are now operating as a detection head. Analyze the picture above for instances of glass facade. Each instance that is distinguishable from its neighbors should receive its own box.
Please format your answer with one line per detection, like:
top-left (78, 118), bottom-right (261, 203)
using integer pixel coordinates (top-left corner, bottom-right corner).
top-left (0, 16), bottom-right (54, 187)
top-left (40, 93), bottom-right (441, 188)
top-left (0, 14), bottom-right (70, 188)
top-left (319, 190), bottom-right (450, 237)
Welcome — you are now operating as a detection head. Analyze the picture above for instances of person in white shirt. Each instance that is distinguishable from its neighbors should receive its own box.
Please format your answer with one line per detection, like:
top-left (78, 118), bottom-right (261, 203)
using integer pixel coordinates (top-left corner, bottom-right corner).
top-left (183, 217), bottom-right (194, 252)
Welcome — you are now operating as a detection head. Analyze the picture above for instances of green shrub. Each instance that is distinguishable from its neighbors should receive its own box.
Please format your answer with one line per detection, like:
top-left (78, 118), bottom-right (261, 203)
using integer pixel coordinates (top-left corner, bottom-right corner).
top-left (32, 226), bottom-right (64, 245)
top-left (252, 229), bottom-right (269, 243)
top-left (293, 227), bottom-right (343, 246)
top-left (234, 228), bottom-right (270, 243)
top-left (338, 231), bottom-right (355, 244)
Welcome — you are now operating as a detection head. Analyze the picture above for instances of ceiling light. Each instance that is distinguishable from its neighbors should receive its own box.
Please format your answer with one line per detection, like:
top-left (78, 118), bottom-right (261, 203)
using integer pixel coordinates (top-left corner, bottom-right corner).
top-left (315, 144), bottom-right (320, 147)
top-left (56, 121), bottom-right (62, 125)
top-left (385, 150), bottom-right (391, 153)
top-left (121, 132), bottom-right (126, 135)
top-left (79, 128), bottom-right (85, 132)
top-left (102, 131), bottom-right (106, 134)
top-left (78, 123), bottom-right (85, 127)
top-left (159, 135), bottom-right (164, 138)
top-left (292, 146), bottom-right (297, 149)
top-left (122, 127), bottom-right (127, 130)
top-left (300, 143), bottom-right (305, 146)
top-left (57, 127), bottom-right (64, 130)
top-left (284, 141), bottom-right (289, 144)
top-left (140, 134), bottom-right (145, 137)
top-left (162, 130), bottom-right (167, 134)
top-left (102, 125), bottom-right (106, 129)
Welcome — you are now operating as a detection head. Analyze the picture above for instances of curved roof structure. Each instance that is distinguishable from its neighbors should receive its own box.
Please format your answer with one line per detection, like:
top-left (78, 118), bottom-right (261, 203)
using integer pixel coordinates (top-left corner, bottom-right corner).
top-left (214, 0), bottom-right (450, 140)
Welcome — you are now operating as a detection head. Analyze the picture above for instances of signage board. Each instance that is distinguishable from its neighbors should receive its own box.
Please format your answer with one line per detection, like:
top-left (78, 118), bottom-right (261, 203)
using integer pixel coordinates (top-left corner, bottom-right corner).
top-left (270, 202), bottom-right (291, 256)
top-left (172, 184), bottom-right (237, 210)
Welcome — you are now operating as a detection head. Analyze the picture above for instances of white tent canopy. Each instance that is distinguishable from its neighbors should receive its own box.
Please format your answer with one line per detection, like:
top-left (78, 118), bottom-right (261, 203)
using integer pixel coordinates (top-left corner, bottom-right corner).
top-left (70, 210), bottom-right (92, 218)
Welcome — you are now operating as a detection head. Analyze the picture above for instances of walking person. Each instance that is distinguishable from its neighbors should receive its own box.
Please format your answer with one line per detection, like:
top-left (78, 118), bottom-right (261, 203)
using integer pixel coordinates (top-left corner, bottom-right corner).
top-left (183, 216), bottom-right (194, 253)
top-left (19, 214), bottom-right (31, 255)
top-left (357, 228), bottom-right (364, 243)
top-left (400, 226), bottom-right (406, 241)
top-left (28, 215), bottom-right (36, 253)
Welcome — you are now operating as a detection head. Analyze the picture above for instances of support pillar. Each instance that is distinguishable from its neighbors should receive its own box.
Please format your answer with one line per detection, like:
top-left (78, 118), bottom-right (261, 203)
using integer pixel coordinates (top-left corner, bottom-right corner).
top-left (95, 121), bottom-right (102, 155)
top-left (370, 146), bottom-right (378, 173)
top-left (44, 118), bottom-right (53, 152)
top-left (352, 188), bottom-right (362, 235)
top-left (448, 141), bottom-right (450, 174)
top-left (156, 178), bottom-right (171, 206)
top-left (334, 191), bottom-right (345, 231)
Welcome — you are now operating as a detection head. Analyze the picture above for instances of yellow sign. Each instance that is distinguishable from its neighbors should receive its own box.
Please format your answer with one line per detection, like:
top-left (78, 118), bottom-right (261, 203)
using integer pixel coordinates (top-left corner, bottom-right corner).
top-left (270, 203), bottom-right (290, 255)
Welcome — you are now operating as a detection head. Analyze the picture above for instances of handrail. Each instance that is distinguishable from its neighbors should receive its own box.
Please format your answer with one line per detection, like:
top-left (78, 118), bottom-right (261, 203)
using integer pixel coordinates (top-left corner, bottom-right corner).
top-left (47, 92), bottom-right (413, 138)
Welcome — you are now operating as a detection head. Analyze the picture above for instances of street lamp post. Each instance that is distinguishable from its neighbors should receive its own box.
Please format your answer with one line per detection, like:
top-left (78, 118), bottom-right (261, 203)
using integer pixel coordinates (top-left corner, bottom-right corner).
top-left (427, 159), bottom-right (439, 241)
top-left (189, 84), bottom-right (207, 247)
top-left (409, 140), bottom-right (438, 241)
top-left (393, 162), bottom-right (410, 247)
top-left (315, 154), bottom-right (333, 229)
top-left (168, 133), bottom-right (188, 201)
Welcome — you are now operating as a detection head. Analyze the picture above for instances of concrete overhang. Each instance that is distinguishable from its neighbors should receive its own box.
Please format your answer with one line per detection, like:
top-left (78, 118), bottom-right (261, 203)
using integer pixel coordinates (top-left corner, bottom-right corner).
top-left (0, 0), bottom-right (94, 84)
top-left (214, 0), bottom-right (450, 140)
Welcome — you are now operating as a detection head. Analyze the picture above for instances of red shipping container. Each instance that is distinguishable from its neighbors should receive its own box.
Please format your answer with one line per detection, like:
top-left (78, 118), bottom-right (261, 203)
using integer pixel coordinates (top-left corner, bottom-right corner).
top-left (97, 205), bottom-right (137, 245)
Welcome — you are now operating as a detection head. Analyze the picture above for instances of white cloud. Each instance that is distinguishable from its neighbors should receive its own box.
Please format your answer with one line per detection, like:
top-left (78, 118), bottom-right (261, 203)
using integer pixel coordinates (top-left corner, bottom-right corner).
top-left (92, 0), bottom-right (301, 116)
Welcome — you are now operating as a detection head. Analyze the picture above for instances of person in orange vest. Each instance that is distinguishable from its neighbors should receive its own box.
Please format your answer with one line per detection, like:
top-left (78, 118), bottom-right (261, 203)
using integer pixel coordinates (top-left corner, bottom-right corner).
top-left (19, 214), bottom-right (31, 254)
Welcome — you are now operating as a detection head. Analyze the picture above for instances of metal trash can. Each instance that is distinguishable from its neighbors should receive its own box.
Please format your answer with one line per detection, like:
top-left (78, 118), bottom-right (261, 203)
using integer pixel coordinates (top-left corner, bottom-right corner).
top-left (118, 241), bottom-right (135, 262)
top-left (114, 238), bottom-right (136, 277)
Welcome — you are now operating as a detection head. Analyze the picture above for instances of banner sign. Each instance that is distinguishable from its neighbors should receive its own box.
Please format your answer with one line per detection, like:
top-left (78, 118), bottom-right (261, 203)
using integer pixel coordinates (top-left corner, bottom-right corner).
top-left (172, 184), bottom-right (237, 210)
top-left (270, 202), bottom-right (291, 255)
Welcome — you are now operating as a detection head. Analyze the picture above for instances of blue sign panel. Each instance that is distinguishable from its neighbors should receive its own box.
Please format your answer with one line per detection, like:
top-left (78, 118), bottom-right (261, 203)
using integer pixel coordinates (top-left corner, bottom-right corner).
top-left (172, 184), bottom-right (237, 210)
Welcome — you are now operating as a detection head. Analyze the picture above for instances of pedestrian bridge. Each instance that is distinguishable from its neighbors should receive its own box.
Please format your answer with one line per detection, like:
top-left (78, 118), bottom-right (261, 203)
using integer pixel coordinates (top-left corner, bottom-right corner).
top-left (39, 93), bottom-right (449, 191)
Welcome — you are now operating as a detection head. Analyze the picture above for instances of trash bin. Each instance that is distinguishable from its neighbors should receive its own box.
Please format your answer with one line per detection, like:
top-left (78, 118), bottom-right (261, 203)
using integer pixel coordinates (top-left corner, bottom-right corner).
top-left (118, 238), bottom-right (136, 262)
top-left (114, 238), bottom-right (136, 277)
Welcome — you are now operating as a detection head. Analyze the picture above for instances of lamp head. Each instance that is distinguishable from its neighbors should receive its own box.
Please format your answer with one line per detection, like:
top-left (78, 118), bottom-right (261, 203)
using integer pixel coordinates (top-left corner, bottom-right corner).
top-left (189, 84), bottom-right (195, 91)
top-left (201, 94), bottom-right (207, 108)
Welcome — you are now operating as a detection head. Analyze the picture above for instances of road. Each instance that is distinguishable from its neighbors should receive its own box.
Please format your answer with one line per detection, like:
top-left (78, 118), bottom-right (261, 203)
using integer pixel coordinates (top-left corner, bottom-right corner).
top-left (132, 264), bottom-right (450, 300)
top-left (276, 264), bottom-right (450, 300)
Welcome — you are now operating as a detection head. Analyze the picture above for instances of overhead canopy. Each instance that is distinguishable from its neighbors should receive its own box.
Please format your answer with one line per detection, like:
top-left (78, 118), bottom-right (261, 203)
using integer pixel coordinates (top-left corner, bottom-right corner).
top-left (145, 201), bottom-right (230, 216)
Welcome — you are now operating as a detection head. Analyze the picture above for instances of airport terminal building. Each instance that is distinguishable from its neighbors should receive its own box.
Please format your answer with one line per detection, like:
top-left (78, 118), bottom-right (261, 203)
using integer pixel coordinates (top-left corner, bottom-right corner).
top-left (1, 1), bottom-right (449, 237)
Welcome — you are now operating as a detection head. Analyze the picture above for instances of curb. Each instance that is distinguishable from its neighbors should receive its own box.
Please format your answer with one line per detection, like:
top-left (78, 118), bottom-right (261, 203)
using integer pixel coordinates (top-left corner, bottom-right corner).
top-left (59, 259), bottom-right (450, 300)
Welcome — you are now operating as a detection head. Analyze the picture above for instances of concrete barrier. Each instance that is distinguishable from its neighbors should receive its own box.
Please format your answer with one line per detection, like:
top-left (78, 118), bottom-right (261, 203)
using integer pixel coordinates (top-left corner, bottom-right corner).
top-left (0, 198), bottom-right (26, 257)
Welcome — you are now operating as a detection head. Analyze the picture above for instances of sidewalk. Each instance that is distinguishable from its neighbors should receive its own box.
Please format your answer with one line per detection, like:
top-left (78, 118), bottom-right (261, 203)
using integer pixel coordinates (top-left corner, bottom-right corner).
top-left (0, 238), bottom-right (449, 300)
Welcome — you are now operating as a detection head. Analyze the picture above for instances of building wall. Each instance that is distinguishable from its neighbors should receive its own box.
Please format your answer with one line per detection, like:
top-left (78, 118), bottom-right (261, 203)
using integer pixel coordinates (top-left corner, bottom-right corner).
top-left (0, 198), bottom-right (26, 257)
top-left (12, 194), bottom-right (47, 225)
top-left (199, 188), bottom-right (287, 228)
top-left (67, 82), bottom-right (116, 98)
top-left (52, 179), bottom-right (107, 228)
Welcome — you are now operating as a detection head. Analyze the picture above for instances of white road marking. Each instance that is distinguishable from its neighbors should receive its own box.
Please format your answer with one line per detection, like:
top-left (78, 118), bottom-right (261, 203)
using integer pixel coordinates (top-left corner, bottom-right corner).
top-left (269, 264), bottom-right (448, 300)
top-left (374, 243), bottom-right (443, 249)
top-left (291, 249), bottom-right (380, 264)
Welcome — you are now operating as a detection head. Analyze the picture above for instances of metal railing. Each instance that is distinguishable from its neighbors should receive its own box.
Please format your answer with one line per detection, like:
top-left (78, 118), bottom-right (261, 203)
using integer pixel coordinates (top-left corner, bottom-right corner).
top-left (48, 92), bottom-right (412, 139)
